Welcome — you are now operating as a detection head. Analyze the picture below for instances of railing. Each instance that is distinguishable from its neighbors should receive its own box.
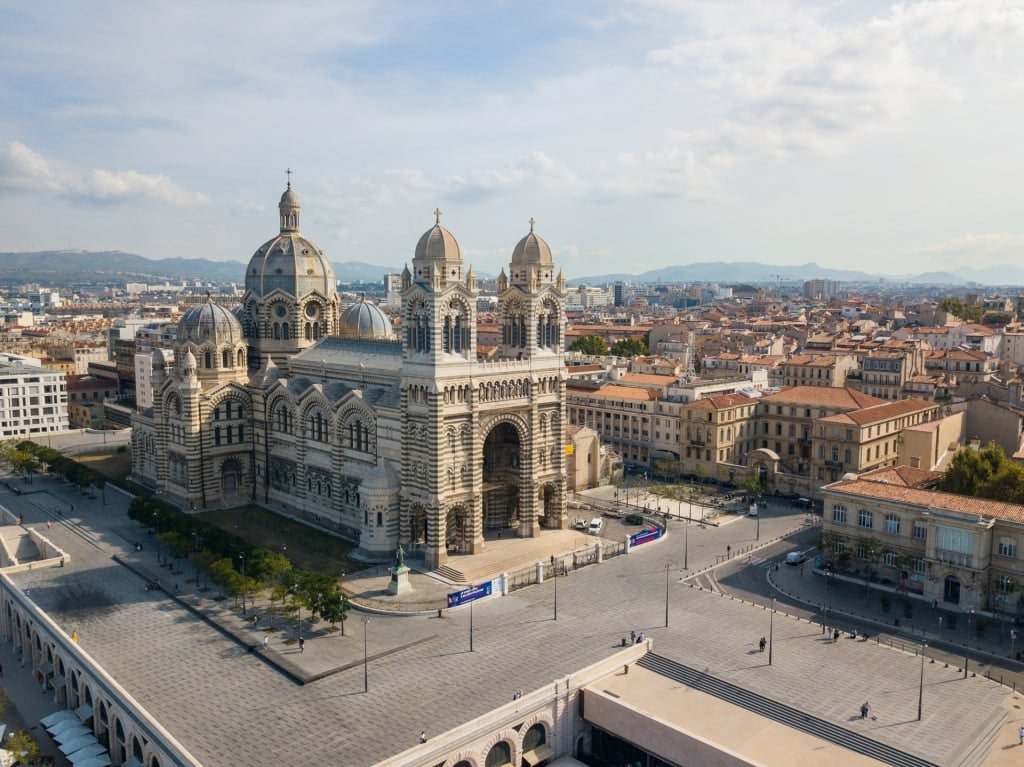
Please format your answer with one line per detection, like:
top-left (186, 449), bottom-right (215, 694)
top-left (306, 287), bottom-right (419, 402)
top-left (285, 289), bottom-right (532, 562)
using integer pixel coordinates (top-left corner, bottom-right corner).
top-left (824, 460), bottom-right (843, 469)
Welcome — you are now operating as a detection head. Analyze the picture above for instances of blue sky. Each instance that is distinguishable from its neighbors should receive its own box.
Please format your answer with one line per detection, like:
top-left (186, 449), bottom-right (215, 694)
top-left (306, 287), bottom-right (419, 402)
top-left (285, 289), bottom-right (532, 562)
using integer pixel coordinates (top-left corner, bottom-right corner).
top-left (2, 0), bottom-right (1023, 278)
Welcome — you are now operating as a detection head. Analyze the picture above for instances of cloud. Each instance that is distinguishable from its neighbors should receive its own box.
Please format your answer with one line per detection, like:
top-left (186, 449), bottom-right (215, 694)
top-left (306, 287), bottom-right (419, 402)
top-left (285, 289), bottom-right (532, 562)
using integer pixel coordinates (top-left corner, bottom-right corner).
top-left (0, 141), bottom-right (208, 206)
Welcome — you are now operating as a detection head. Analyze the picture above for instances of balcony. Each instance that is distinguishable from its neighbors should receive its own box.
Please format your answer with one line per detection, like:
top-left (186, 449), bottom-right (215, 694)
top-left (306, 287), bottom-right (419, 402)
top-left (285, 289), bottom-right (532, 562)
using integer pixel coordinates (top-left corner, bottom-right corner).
top-left (690, 439), bottom-right (705, 447)
top-left (797, 437), bottom-right (812, 445)
top-left (824, 460), bottom-right (843, 469)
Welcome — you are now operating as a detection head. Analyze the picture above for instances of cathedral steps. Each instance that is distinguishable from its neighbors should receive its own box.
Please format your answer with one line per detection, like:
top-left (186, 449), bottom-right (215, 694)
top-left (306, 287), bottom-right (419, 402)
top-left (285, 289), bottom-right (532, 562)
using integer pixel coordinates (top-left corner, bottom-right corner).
top-left (434, 532), bottom-right (593, 585)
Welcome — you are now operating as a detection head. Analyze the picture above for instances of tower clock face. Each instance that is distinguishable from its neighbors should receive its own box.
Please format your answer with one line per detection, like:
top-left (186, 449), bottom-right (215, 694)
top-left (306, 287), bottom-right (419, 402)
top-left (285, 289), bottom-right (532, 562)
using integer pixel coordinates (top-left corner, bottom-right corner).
top-left (275, 305), bottom-right (287, 318)
top-left (305, 303), bottom-right (318, 318)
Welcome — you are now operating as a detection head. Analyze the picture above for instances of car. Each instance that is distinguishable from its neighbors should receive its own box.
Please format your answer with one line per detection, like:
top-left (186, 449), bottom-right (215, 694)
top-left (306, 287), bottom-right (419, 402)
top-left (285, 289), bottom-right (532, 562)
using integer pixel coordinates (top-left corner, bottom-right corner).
top-left (588, 518), bottom-right (603, 535)
top-left (574, 519), bottom-right (588, 530)
top-left (785, 551), bottom-right (807, 565)
top-left (624, 513), bottom-right (645, 525)
top-left (794, 497), bottom-right (813, 509)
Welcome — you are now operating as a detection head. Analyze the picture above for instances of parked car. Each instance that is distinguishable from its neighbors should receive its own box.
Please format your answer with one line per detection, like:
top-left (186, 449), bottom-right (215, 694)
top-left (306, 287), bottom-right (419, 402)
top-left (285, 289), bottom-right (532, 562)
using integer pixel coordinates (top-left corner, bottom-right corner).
top-left (794, 497), bottom-right (813, 509)
top-left (624, 513), bottom-right (645, 525)
top-left (574, 519), bottom-right (588, 530)
top-left (588, 518), bottom-right (603, 535)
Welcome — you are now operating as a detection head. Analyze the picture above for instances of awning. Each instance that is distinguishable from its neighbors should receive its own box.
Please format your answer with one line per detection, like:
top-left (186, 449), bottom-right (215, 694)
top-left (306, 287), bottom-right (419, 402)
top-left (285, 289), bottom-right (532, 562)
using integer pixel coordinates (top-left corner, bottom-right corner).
top-left (60, 735), bottom-right (98, 756)
top-left (48, 718), bottom-right (85, 736)
top-left (54, 726), bottom-right (91, 745)
top-left (68, 744), bottom-right (106, 765)
top-left (41, 710), bottom-right (77, 728)
top-left (75, 753), bottom-right (111, 765)
top-left (76, 757), bottom-right (112, 767)
top-left (75, 704), bottom-right (94, 723)
top-left (522, 744), bottom-right (554, 766)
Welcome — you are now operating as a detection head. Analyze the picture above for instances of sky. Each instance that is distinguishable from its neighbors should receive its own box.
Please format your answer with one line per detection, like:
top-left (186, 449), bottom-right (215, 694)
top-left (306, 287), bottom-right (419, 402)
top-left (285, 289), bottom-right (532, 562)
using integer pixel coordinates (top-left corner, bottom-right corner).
top-left (1, 0), bottom-right (1023, 280)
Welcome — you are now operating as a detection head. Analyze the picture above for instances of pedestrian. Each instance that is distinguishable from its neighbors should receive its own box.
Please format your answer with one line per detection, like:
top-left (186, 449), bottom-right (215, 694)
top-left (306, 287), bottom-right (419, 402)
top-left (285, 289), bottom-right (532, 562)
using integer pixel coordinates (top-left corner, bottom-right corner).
top-left (1018, 724), bottom-right (1024, 744)
top-left (263, 635), bottom-right (269, 650)
top-left (636, 632), bottom-right (645, 643)
top-left (299, 637), bottom-right (305, 653)
top-left (630, 630), bottom-right (636, 644)
top-left (419, 731), bottom-right (427, 744)
top-left (550, 555), bottom-right (555, 567)
top-left (46, 521), bottom-right (51, 530)
top-left (860, 701), bottom-right (870, 719)
top-left (834, 628), bottom-right (840, 642)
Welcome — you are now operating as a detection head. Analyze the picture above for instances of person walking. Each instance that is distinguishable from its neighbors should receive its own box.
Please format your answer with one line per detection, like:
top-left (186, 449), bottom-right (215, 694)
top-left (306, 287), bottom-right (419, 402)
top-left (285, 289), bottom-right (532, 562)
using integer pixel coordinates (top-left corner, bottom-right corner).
top-left (263, 635), bottom-right (269, 651)
top-left (630, 630), bottom-right (636, 644)
top-left (299, 637), bottom-right (305, 653)
top-left (419, 731), bottom-right (427, 744)
top-left (1018, 724), bottom-right (1024, 744)
top-left (860, 701), bottom-right (870, 719)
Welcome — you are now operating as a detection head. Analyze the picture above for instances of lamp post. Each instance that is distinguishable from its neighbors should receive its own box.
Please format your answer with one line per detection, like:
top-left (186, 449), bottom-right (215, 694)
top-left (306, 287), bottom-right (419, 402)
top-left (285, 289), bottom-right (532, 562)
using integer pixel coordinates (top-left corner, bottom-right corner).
top-left (917, 642), bottom-right (927, 721)
top-left (553, 570), bottom-right (560, 621)
top-left (1012, 629), bottom-right (1018, 661)
top-left (362, 617), bottom-right (369, 693)
top-left (238, 553), bottom-right (246, 615)
top-left (964, 608), bottom-right (975, 679)
top-left (756, 507), bottom-right (761, 541)
top-left (664, 563), bottom-right (671, 627)
top-left (470, 600), bottom-right (475, 653)
top-left (683, 517), bottom-right (689, 570)
top-left (769, 597), bottom-right (775, 666)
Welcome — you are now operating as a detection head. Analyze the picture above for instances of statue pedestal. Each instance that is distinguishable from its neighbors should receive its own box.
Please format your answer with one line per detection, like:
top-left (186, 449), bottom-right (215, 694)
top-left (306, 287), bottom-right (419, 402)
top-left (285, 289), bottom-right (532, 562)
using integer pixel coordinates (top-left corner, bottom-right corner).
top-left (388, 564), bottom-right (411, 595)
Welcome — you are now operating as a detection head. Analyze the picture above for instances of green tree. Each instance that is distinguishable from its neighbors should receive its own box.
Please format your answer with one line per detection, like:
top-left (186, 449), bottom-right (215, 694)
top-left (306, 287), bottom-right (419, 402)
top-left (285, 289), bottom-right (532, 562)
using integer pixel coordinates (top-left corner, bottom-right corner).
top-left (982, 311), bottom-right (1013, 326)
top-left (938, 297), bottom-right (983, 322)
top-left (7, 729), bottom-right (41, 766)
top-left (740, 475), bottom-right (762, 498)
top-left (937, 442), bottom-right (1024, 502)
top-left (610, 338), bottom-right (649, 357)
top-left (569, 335), bottom-right (608, 356)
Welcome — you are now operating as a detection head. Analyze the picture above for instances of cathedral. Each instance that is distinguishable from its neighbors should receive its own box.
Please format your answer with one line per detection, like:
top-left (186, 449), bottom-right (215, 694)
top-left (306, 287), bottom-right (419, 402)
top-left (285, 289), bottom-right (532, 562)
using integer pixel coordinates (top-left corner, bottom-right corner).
top-left (131, 182), bottom-right (569, 569)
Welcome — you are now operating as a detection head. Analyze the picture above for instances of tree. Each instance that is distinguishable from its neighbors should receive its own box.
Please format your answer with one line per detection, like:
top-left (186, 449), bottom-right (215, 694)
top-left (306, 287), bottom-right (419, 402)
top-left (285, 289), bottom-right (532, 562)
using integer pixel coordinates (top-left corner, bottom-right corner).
top-left (937, 442), bottom-right (1024, 502)
top-left (740, 475), bottom-right (762, 499)
top-left (938, 297), bottom-right (983, 322)
top-left (7, 729), bottom-right (41, 766)
top-left (320, 587), bottom-right (349, 632)
top-left (569, 335), bottom-right (608, 356)
top-left (610, 338), bottom-right (649, 357)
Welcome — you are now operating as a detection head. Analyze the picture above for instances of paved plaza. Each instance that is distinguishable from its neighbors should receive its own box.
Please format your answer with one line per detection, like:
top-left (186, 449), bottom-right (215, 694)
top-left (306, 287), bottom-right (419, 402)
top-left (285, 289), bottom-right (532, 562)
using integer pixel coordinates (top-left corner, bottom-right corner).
top-left (1, 473), bottom-right (1023, 766)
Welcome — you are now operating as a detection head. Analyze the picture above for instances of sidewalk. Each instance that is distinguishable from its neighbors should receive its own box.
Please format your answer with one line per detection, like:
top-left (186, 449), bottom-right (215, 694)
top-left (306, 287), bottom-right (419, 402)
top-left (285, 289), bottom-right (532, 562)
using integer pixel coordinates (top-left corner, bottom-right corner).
top-left (769, 558), bottom-right (1024, 672)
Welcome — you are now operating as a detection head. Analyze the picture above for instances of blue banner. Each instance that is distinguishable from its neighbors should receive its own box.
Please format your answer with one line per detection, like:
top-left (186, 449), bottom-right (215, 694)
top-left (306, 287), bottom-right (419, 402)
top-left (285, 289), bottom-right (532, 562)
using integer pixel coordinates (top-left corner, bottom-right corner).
top-left (630, 527), bottom-right (661, 547)
top-left (447, 581), bottom-right (492, 608)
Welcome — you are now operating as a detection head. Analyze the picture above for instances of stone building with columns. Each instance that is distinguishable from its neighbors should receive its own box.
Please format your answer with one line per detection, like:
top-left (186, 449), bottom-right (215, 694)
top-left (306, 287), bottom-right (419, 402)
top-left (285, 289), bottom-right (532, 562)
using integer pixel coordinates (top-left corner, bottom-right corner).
top-left (131, 184), bottom-right (569, 569)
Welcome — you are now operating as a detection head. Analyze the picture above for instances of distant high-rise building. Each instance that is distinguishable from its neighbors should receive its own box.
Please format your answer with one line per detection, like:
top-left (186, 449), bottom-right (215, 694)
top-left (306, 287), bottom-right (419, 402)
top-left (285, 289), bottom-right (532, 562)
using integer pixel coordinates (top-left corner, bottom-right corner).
top-left (613, 281), bottom-right (628, 307)
top-left (802, 279), bottom-right (841, 300)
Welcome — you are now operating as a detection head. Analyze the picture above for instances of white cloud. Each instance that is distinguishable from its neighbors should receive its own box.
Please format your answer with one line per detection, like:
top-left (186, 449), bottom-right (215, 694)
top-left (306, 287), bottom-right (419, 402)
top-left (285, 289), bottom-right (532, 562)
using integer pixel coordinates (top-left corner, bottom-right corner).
top-left (0, 141), bottom-right (207, 206)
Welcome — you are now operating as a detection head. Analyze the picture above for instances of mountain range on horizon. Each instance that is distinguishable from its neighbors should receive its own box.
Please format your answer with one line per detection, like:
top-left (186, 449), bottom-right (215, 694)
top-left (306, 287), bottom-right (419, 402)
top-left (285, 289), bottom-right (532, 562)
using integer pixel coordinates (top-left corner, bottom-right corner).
top-left (0, 250), bottom-right (1020, 290)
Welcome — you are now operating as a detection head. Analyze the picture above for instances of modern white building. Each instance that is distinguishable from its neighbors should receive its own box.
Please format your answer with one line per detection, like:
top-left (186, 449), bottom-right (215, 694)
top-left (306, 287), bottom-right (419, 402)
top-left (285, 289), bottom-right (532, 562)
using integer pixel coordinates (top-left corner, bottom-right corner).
top-left (0, 352), bottom-right (69, 439)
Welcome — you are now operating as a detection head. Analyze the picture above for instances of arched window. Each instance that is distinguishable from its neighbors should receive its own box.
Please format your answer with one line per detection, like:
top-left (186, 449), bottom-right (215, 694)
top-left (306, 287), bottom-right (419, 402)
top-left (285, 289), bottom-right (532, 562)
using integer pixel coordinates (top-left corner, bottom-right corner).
top-left (282, 322), bottom-right (290, 340)
top-left (204, 351), bottom-right (212, 368)
top-left (222, 349), bottom-right (231, 368)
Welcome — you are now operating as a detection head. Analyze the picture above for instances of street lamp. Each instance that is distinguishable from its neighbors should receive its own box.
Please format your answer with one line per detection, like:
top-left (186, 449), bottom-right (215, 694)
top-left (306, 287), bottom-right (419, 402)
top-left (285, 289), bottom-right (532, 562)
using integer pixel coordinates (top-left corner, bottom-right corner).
top-left (964, 608), bottom-right (975, 678)
top-left (553, 569), bottom-right (561, 621)
top-left (1012, 628), bottom-right (1018, 661)
top-left (769, 597), bottom-right (775, 666)
top-left (362, 617), bottom-right (369, 693)
top-left (917, 642), bottom-right (927, 721)
top-left (683, 517), bottom-right (689, 570)
top-left (664, 563), bottom-right (671, 627)
top-left (238, 553), bottom-right (246, 615)
top-left (470, 600), bottom-right (475, 653)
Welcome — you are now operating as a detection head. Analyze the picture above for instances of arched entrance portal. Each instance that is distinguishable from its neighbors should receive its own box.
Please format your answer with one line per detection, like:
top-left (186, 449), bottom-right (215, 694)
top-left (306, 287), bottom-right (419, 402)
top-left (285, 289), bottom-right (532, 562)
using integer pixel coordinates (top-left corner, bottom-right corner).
top-left (482, 423), bottom-right (521, 533)
top-left (445, 505), bottom-right (472, 555)
top-left (944, 575), bottom-right (961, 605)
top-left (221, 459), bottom-right (242, 499)
top-left (539, 483), bottom-right (561, 529)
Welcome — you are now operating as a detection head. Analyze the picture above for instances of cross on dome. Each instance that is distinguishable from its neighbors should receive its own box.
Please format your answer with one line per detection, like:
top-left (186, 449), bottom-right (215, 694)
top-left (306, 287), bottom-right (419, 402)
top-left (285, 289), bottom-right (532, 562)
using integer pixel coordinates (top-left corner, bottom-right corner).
top-left (529, 217), bottom-right (536, 232)
top-left (286, 167), bottom-right (292, 188)
top-left (434, 207), bottom-right (442, 225)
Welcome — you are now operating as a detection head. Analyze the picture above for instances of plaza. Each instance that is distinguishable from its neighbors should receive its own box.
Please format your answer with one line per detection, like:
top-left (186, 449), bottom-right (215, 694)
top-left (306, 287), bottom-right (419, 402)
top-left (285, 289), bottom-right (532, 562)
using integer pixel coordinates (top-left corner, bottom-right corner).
top-left (0, 469), bottom-right (1022, 766)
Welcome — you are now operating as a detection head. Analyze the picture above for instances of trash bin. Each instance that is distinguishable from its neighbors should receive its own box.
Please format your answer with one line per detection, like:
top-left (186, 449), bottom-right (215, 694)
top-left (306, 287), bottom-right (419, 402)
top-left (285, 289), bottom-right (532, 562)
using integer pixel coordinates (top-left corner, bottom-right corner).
top-left (814, 556), bottom-right (822, 569)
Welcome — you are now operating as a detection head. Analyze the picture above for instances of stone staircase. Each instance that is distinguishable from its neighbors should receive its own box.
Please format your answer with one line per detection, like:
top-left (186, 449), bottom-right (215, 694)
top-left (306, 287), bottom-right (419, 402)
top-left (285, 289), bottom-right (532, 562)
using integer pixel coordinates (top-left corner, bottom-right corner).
top-left (636, 653), bottom-right (939, 767)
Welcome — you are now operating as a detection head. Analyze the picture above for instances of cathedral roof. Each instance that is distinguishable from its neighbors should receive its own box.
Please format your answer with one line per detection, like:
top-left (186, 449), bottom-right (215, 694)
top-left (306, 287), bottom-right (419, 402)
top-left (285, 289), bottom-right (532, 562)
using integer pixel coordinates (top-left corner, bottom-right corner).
top-left (414, 209), bottom-right (461, 263)
top-left (177, 296), bottom-right (244, 346)
top-left (511, 218), bottom-right (553, 267)
top-left (339, 295), bottom-right (394, 340)
top-left (244, 182), bottom-right (335, 299)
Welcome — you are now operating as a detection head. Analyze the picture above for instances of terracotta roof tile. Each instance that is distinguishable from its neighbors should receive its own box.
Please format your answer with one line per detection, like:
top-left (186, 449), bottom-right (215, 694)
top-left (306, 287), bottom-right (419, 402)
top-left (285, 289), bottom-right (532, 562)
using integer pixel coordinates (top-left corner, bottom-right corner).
top-left (761, 386), bottom-right (884, 409)
top-left (826, 478), bottom-right (1024, 523)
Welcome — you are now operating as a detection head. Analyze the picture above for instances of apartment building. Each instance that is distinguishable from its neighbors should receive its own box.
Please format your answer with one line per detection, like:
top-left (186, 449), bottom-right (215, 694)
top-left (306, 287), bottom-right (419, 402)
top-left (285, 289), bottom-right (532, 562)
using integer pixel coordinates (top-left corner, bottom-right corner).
top-left (773, 353), bottom-right (858, 389)
top-left (822, 470), bottom-right (1024, 614)
top-left (0, 353), bottom-right (69, 438)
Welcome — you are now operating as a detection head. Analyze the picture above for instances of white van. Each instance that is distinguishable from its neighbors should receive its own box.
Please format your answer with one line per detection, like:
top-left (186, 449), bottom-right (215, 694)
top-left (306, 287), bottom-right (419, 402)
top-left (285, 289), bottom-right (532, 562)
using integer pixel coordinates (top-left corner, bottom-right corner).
top-left (588, 517), bottom-right (603, 535)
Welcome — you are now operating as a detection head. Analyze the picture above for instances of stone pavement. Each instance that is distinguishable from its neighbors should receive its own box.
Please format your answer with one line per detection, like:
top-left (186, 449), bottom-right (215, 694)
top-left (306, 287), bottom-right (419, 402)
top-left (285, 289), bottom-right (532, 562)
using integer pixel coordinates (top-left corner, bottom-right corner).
top-left (0, 473), bottom-right (1020, 766)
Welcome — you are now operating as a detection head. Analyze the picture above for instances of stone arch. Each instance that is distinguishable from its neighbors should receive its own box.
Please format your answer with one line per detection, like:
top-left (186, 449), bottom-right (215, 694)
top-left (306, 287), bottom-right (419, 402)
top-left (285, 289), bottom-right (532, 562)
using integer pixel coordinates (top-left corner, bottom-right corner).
top-left (337, 402), bottom-right (376, 454)
top-left (269, 395), bottom-right (296, 434)
top-left (220, 457), bottom-right (243, 499)
top-left (480, 414), bottom-right (530, 533)
top-left (444, 756), bottom-right (479, 767)
top-left (445, 503), bottom-right (473, 555)
top-left (538, 482), bottom-right (561, 529)
top-left (299, 396), bottom-right (332, 444)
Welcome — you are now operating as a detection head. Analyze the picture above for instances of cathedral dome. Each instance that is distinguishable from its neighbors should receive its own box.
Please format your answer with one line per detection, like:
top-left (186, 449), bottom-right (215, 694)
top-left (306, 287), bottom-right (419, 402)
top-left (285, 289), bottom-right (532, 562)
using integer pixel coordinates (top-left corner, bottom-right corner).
top-left (414, 223), bottom-right (461, 263)
top-left (177, 296), bottom-right (245, 346)
top-left (340, 295), bottom-right (394, 340)
top-left (511, 218), bottom-right (553, 267)
top-left (244, 183), bottom-right (336, 299)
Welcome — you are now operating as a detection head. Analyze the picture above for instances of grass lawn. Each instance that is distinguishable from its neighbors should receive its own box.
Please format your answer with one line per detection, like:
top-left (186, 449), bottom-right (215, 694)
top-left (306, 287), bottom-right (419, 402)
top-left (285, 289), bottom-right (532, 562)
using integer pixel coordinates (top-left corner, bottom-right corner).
top-left (195, 506), bottom-right (360, 577)
top-left (75, 449), bottom-right (132, 480)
